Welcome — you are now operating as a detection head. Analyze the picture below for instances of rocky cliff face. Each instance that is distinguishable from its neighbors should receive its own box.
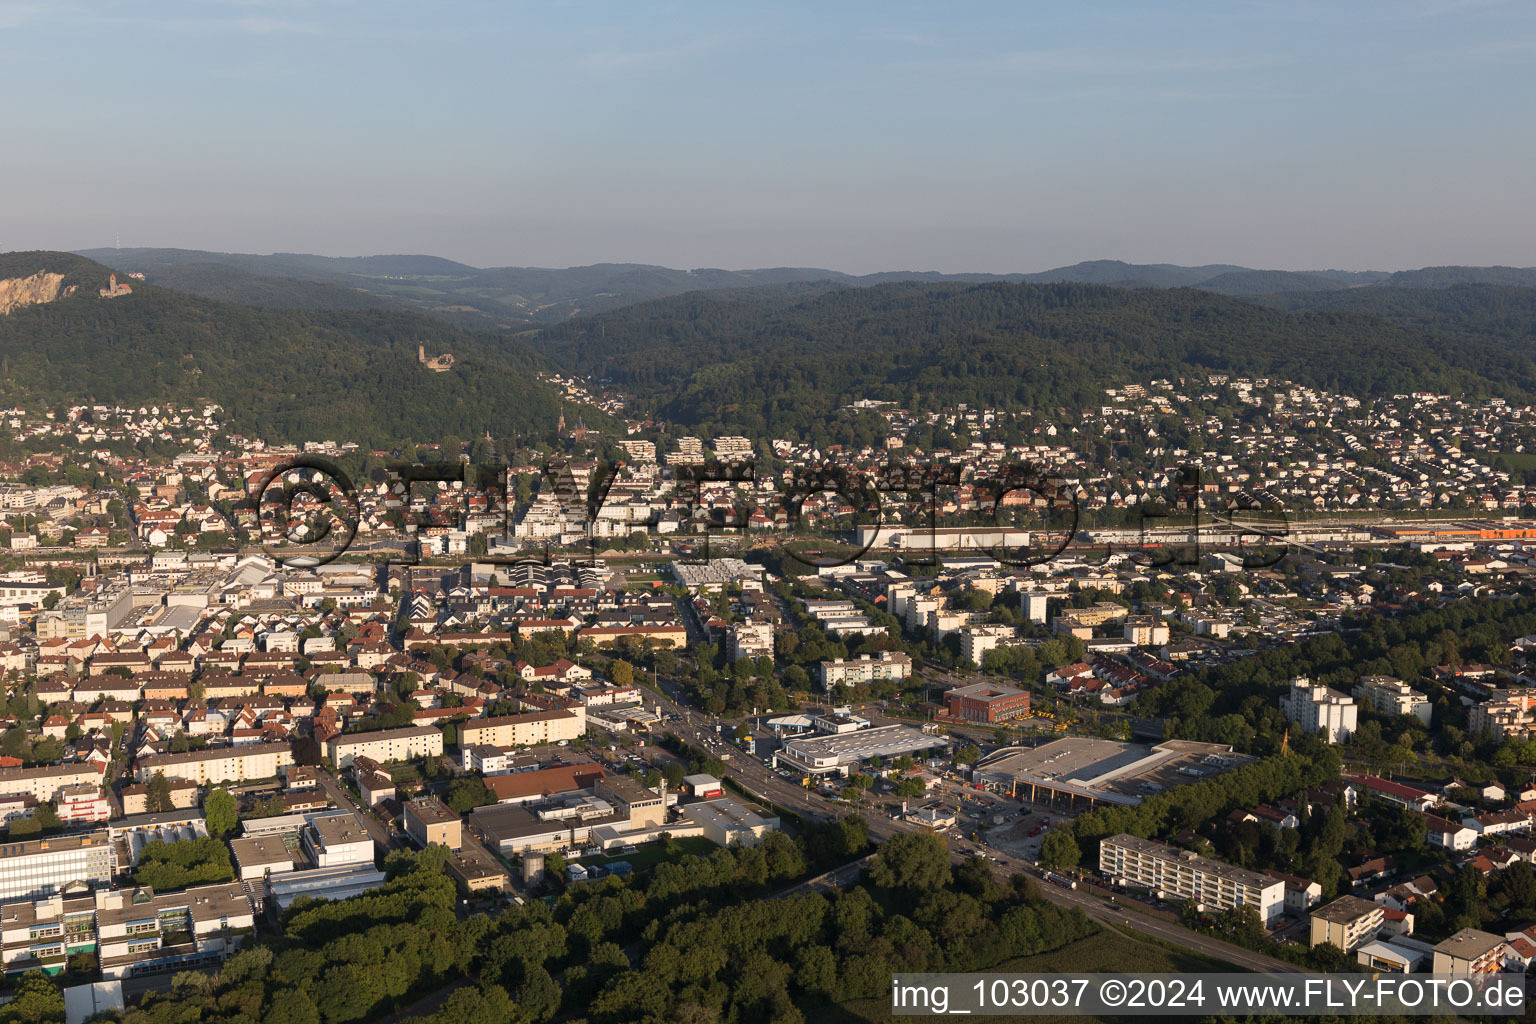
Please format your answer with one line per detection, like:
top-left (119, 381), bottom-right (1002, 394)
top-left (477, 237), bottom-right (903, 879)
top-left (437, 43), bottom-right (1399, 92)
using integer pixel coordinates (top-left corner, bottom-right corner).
top-left (0, 271), bottom-right (75, 315)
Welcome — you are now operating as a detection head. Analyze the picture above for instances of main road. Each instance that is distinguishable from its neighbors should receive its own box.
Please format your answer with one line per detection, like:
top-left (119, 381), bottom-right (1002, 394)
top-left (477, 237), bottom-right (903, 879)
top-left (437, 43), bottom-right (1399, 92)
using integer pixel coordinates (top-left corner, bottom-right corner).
top-left (650, 684), bottom-right (1304, 975)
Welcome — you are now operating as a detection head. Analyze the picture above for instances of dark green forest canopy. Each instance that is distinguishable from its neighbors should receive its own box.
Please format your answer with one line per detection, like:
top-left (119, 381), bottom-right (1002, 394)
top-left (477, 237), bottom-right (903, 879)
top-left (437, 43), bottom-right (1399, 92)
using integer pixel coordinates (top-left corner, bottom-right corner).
top-left (534, 280), bottom-right (1536, 438)
top-left (9, 251), bottom-right (1536, 447)
top-left (0, 252), bottom-right (602, 447)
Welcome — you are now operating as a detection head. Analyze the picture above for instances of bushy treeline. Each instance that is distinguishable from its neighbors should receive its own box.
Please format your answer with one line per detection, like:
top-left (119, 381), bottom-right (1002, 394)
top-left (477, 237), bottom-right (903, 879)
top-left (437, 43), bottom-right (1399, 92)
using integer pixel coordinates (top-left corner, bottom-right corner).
top-left (111, 829), bottom-right (1091, 1024)
top-left (1067, 746), bottom-right (1343, 864)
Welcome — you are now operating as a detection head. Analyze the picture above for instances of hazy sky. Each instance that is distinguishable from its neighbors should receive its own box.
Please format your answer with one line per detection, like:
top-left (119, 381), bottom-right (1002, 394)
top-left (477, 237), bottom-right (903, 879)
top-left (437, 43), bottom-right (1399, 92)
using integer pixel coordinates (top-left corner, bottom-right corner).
top-left (4, 0), bottom-right (1534, 273)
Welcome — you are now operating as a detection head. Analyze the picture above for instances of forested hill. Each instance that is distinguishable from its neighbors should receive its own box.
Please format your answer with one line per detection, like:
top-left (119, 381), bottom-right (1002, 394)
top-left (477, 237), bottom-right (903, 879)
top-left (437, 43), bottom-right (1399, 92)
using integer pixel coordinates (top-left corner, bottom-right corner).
top-left (535, 280), bottom-right (1536, 438)
top-left (0, 252), bottom-right (589, 446)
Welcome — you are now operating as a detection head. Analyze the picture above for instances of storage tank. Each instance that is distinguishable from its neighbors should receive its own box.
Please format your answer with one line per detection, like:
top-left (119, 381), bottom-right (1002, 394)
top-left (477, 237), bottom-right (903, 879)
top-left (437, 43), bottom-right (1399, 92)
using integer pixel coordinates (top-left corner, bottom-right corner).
top-left (522, 852), bottom-right (545, 886)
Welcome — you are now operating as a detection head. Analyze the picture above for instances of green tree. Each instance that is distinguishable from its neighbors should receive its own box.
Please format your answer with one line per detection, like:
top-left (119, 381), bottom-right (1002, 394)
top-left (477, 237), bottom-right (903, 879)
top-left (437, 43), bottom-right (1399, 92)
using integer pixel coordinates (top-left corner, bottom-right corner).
top-left (1040, 829), bottom-right (1080, 872)
top-left (146, 771), bottom-right (174, 813)
top-left (0, 970), bottom-right (64, 1024)
top-left (264, 988), bottom-right (321, 1024)
top-left (610, 660), bottom-right (634, 687)
top-left (204, 787), bottom-right (238, 838)
top-left (870, 830), bottom-right (952, 892)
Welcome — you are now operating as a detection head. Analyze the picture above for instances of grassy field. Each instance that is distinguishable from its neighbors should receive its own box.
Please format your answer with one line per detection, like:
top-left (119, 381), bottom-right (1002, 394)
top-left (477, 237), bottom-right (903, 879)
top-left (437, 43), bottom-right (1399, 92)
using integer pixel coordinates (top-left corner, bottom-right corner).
top-left (1501, 451), bottom-right (1536, 472)
top-left (824, 925), bottom-right (1238, 1024)
top-left (577, 835), bottom-right (718, 873)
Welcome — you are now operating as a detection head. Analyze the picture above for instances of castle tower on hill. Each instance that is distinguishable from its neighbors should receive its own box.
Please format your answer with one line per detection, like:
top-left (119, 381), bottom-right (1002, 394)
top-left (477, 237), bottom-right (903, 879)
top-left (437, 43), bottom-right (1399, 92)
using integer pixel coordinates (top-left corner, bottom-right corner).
top-left (417, 344), bottom-right (454, 372)
top-left (98, 273), bottom-right (132, 299)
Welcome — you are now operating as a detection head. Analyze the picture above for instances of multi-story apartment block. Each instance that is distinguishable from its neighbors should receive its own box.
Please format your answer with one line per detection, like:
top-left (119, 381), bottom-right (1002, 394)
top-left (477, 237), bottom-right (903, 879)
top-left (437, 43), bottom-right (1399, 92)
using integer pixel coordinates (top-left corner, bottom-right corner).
top-left (817, 651), bottom-right (913, 690)
top-left (1123, 615), bottom-right (1171, 647)
top-left (0, 764), bottom-right (102, 805)
top-left (726, 622), bottom-right (775, 663)
top-left (711, 436), bottom-right (754, 461)
top-left (458, 710), bottom-right (583, 749)
top-left (1354, 675), bottom-right (1433, 725)
top-left (1309, 895), bottom-right (1384, 950)
top-left (1468, 699), bottom-right (1534, 741)
top-left (135, 744), bottom-right (294, 786)
top-left (1279, 677), bottom-right (1358, 743)
top-left (403, 796), bottom-right (463, 851)
top-left (668, 437), bottom-right (705, 466)
top-left (327, 726), bottom-right (444, 769)
top-left (1432, 928), bottom-right (1509, 975)
top-left (959, 625), bottom-right (1023, 667)
top-left (1100, 833), bottom-right (1285, 924)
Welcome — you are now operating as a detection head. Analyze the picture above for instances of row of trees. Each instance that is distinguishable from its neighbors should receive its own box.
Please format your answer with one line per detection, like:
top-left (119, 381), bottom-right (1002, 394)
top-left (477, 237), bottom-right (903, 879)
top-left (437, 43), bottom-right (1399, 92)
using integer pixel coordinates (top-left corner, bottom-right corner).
top-left (87, 820), bottom-right (1096, 1024)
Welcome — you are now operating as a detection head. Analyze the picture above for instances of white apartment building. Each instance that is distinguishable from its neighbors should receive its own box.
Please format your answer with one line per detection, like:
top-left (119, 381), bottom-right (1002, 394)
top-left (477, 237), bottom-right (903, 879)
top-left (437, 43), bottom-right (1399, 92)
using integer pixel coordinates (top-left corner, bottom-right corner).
top-left (1354, 675), bottom-right (1433, 726)
top-left (818, 651), bottom-right (913, 690)
top-left (1021, 591), bottom-right (1052, 624)
top-left (1123, 615), bottom-right (1171, 647)
top-left (0, 764), bottom-right (102, 805)
top-left (711, 436), bottom-right (754, 461)
top-left (458, 710), bottom-right (583, 749)
top-left (1279, 677), bottom-right (1358, 743)
top-left (135, 744), bottom-right (294, 786)
top-left (960, 625), bottom-right (1023, 667)
top-left (327, 726), bottom-right (444, 769)
top-left (1100, 833), bottom-right (1285, 924)
top-left (727, 622), bottom-right (775, 663)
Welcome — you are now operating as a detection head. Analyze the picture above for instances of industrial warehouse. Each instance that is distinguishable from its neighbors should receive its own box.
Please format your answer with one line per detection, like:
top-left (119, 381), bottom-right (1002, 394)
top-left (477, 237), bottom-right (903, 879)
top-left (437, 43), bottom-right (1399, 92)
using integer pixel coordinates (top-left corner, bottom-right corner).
top-left (971, 737), bottom-right (1254, 807)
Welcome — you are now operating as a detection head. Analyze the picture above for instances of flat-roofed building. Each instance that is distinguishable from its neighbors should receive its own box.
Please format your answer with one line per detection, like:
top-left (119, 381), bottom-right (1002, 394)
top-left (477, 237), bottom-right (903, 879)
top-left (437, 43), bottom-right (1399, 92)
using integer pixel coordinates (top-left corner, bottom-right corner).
top-left (85, 882), bottom-right (253, 981)
top-left (1433, 928), bottom-right (1509, 975)
top-left (461, 744), bottom-right (510, 775)
top-left (1101, 833), bottom-right (1285, 924)
top-left (301, 812), bottom-right (374, 868)
top-left (0, 830), bottom-right (113, 907)
top-left (1123, 615), bottom-right (1170, 647)
top-left (445, 848), bottom-right (508, 895)
top-left (942, 681), bottom-right (1031, 724)
top-left (1356, 936), bottom-right (1432, 974)
top-left (229, 834), bottom-right (295, 882)
top-left (469, 799), bottom-right (628, 856)
top-left (1280, 677), bottom-right (1357, 744)
top-left (682, 774), bottom-right (723, 798)
top-left (775, 724), bottom-right (948, 778)
top-left (403, 795), bottom-right (462, 850)
top-left (1309, 895), bottom-right (1384, 950)
top-left (682, 798), bottom-right (779, 847)
top-left (1354, 675), bottom-right (1433, 726)
top-left (818, 651), bottom-right (913, 689)
top-left (973, 737), bottom-right (1252, 806)
top-left (266, 863), bottom-right (386, 911)
top-left (594, 776), bottom-right (664, 829)
top-left (327, 726), bottom-right (443, 768)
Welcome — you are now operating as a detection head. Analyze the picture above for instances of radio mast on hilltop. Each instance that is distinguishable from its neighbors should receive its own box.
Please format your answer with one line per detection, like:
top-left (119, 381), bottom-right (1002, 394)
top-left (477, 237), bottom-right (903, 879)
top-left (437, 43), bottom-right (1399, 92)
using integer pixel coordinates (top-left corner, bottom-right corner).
top-left (115, 232), bottom-right (120, 250)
